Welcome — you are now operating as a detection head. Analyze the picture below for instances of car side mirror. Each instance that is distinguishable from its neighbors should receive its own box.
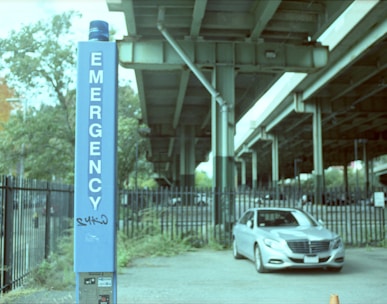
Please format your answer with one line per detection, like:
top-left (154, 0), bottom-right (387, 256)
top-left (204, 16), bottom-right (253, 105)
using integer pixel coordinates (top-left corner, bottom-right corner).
top-left (318, 219), bottom-right (325, 226)
top-left (246, 220), bottom-right (253, 228)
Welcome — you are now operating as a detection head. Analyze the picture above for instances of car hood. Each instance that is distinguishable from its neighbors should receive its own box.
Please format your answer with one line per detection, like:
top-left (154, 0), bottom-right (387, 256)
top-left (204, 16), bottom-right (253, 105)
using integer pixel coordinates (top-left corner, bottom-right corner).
top-left (262, 226), bottom-right (337, 241)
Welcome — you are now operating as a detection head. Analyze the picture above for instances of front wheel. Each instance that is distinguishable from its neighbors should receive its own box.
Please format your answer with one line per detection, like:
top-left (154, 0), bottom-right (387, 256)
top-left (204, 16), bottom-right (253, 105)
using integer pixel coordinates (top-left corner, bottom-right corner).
top-left (254, 244), bottom-right (268, 273)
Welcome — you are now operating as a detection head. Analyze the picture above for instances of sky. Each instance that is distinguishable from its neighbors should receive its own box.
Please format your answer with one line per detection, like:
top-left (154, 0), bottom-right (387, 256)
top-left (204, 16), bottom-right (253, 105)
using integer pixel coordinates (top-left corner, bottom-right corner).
top-left (0, 0), bottom-right (136, 88)
top-left (0, 0), bottom-right (127, 40)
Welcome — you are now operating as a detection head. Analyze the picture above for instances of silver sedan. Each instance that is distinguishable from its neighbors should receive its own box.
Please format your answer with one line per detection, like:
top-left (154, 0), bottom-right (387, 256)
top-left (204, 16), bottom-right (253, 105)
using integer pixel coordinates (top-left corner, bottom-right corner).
top-left (232, 207), bottom-right (345, 273)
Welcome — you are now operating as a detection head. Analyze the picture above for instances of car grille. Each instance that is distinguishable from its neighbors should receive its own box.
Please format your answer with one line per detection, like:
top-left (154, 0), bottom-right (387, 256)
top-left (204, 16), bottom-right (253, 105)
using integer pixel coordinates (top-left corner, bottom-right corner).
top-left (287, 240), bottom-right (330, 254)
top-left (289, 256), bottom-right (330, 263)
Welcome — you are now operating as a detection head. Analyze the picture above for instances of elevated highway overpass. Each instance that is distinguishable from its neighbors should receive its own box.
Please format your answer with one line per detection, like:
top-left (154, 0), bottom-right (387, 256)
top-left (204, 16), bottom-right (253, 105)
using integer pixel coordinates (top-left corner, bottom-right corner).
top-left (107, 0), bottom-right (387, 191)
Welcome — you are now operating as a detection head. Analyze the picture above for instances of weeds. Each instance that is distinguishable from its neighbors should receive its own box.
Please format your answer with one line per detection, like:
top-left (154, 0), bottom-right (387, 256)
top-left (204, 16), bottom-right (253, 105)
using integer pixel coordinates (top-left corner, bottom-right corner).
top-left (25, 210), bottom-right (224, 290)
top-left (0, 206), bottom-right (230, 304)
top-left (27, 230), bottom-right (75, 290)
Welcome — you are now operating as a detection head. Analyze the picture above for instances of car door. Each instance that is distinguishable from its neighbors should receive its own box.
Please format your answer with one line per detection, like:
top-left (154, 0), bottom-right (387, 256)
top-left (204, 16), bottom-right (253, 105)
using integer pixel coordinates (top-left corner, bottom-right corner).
top-left (236, 210), bottom-right (255, 258)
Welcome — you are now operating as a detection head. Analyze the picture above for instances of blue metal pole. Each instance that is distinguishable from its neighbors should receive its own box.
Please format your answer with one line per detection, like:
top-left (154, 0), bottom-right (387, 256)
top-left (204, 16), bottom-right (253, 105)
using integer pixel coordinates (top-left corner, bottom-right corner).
top-left (74, 20), bottom-right (118, 303)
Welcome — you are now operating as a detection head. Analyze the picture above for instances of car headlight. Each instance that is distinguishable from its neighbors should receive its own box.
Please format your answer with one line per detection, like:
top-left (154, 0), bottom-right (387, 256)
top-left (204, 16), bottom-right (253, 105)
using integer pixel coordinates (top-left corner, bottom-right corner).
top-left (263, 238), bottom-right (286, 250)
top-left (331, 237), bottom-right (343, 249)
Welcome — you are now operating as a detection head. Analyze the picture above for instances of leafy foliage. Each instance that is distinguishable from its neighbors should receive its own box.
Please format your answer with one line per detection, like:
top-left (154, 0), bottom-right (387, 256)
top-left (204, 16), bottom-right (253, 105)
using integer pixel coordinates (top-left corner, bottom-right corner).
top-left (300, 166), bottom-right (368, 189)
top-left (0, 12), bottom-right (154, 185)
top-left (0, 12), bottom-right (79, 100)
top-left (117, 230), bottom-right (192, 269)
top-left (117, 84), bottom-right (153, 188)
top-left (195, 170), bottom-right (212, 188)
top-left (0, 78), bottom-right (14, 128)
top-left (0, 102), bottom-right (75, 180)
top-left (0, 12), bottom-right (79, 180)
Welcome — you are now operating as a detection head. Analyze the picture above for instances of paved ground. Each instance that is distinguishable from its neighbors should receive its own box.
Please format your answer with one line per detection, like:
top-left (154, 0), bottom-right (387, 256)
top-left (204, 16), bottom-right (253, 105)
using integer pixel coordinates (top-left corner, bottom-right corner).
top-left (118, 247), bottom-right (387, 304)
top-left (2, 247), bottom-right (387, 304)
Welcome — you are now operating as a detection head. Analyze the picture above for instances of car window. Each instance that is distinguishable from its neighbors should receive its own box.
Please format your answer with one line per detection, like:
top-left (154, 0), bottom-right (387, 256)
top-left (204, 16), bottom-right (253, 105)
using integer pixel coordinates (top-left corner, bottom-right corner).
top-left (292, 210), bottom-right (318, 226)
top-left (257, 210), bottom-right (299, 227)
top-left (239, 211), bottom-right (254, 225)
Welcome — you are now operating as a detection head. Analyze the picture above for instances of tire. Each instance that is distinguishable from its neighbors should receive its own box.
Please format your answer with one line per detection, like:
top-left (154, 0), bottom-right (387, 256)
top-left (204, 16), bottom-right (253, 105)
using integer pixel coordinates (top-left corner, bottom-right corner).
top-left (254, 244), bottom-right (268, 273)
top-left (232, 238), bottom-right (243, 259)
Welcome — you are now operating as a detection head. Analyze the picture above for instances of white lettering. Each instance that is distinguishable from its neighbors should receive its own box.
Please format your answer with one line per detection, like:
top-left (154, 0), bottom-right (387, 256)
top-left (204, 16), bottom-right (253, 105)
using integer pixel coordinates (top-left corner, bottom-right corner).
top-left (89, 69), bottom-right (103, 84)
top-left (91, 52), bottom-right (102, 66)
top-left (89, 178), bottom-right (102, 193)
top-left (90, 141), bottom-right (101, 156)
top-left (90, 87), bottom-right (102, 102)
top-left (89, 196), bottom-right (101, 211)
top-left (88, 51), bottom-right (104, 211)
top-left (89, 105), bottom-right (102, 119)
top-left (89, 159), bottom-right (101, 175)
top-left (89, 123), bottom-right (102, 138)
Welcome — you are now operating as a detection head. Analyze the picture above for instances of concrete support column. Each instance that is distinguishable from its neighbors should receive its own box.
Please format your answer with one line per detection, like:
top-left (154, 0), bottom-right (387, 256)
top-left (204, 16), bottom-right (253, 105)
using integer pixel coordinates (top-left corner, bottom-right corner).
top-left (313, 101), bottom-right (324, 204)
top-left (240, 158), bottom-right (247, 189)
top-left (362, 140), bottom-right (370, 195)
top-left (234, 162), bottom-right (239, 189)
top-left (211, 65), bottom-right (235, 191)
top-left (369, 158), bottom-right (374, 191)
top-left (343, 160), bottom-right (349, 196)
top-left (252, 150), bottom-right (258, 190)
top-left (212, 63), bottom-right (235, 228)
top-left (271, 135), bottom-right (279, 186)
top-left (179, 125), bottom-right (195, 188)
top-left (172, 154), bottom-right (178, 186)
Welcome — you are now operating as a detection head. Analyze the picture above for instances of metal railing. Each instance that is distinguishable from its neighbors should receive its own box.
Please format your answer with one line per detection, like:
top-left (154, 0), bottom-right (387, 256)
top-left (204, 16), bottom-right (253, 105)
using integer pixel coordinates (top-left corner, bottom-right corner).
top-left (0, 176), bottom-right (73, 292)
top-left (0, 176), bottom-right (385, 293)
top-left (119, 186), bottom-right (386, 247)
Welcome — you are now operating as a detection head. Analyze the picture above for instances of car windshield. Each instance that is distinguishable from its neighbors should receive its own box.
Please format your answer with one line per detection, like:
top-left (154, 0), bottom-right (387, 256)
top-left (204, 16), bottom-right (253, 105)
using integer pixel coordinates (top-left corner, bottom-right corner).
top-left (257, 210), bottom-right (317, 227)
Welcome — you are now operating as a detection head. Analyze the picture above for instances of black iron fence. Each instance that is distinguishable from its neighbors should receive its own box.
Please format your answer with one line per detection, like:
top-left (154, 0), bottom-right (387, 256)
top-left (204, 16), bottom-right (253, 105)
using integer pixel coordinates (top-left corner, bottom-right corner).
top-left (0, 176), bottom-right (386, 293)
top-left (0, 176), bottom-right (73, 292)
top-left (119, 187), bottom-right (386, 247)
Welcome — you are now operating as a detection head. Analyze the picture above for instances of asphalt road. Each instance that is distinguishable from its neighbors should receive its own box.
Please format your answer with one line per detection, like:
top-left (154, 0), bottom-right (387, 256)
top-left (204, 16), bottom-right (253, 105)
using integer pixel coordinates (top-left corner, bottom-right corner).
top-left (3, 247), bottom-right (386, 304)
top-left (118, 247), bottom-right (387, 304)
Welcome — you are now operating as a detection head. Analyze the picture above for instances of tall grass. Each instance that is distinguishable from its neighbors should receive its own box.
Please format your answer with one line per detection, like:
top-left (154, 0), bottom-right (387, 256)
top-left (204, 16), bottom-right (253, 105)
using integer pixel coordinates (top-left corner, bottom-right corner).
top-left (28, 230), bottom-right (75, 290)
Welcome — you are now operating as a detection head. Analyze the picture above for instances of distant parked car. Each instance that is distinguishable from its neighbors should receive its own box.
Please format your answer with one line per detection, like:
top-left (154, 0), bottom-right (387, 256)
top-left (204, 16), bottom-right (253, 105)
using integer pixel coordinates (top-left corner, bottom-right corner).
top-left (300, 194), bottom-right (313, 205)
top-left (194, 193), bottom-right (208, 205)
top-left (232, 207), bottom-right (345, 273)
top-left (323, 193), bottom-right (354, 205)
top-left (254, 193), bottom-right (285, 205)
top-left (368, 191), bottom-right (387, 207)
top-left (169, 193), bottom-right (209, 206)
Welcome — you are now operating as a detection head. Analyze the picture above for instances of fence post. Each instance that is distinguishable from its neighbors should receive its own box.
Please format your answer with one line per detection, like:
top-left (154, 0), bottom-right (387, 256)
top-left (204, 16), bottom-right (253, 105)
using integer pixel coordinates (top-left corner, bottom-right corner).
top-left (3, 176), bottom-right (14, 292)
top-left (44, 182), bottom-right (52, 259)
top-left (68, 185), bottom-right (74, 219)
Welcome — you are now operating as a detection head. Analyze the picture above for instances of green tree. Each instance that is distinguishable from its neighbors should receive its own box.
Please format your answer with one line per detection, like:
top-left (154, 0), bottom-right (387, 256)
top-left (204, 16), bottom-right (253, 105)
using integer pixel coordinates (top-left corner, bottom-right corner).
top-left (0, 84), bottom-right (151, 184)
top-left (195, 170), bottom-right (212, 188)
top-left (324, 167), bottom-right (344, 188)
top-left (117, 84), bottom-right (153, 188)
top-left (0, 12), bottom-right (153, 186)
top-left (0, 11), bottom-right (79, 138)
top-left (0, 78), bottom-right (14, 128)
top-left (0, 104), bottom-right (74, 181)
top-left (0, 12), bottom-right (79, 180)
